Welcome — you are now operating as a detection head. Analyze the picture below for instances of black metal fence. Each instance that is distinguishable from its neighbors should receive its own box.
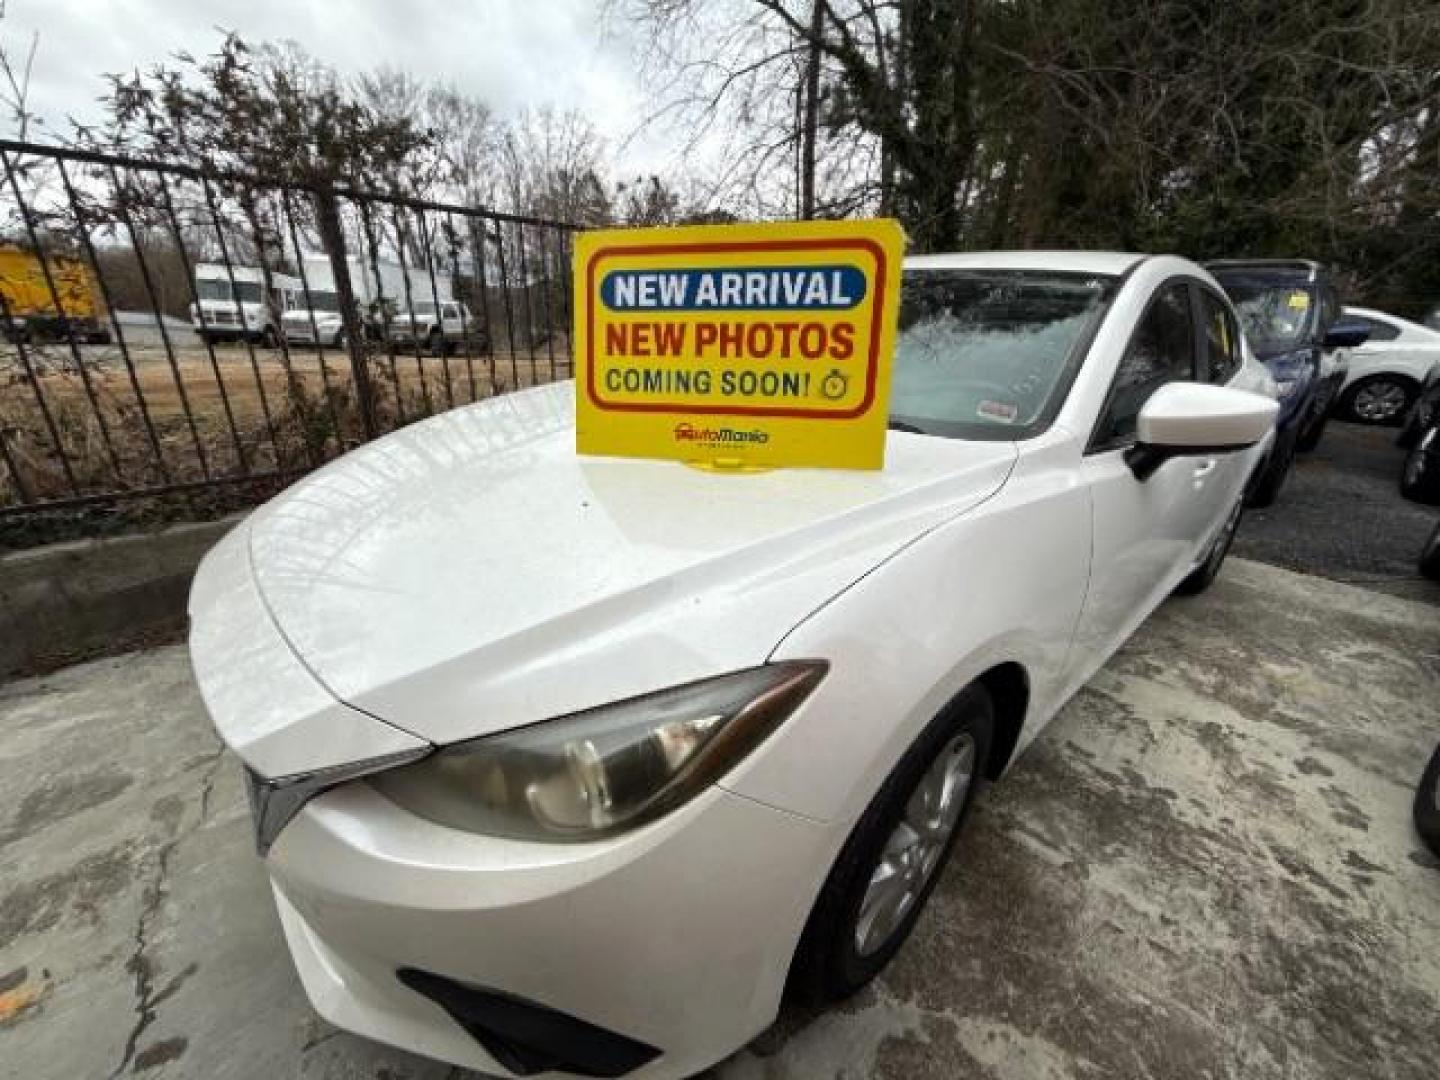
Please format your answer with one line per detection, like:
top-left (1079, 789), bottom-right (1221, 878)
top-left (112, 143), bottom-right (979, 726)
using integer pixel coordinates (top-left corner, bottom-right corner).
top-left (0, 139), bottom-right (576, 537)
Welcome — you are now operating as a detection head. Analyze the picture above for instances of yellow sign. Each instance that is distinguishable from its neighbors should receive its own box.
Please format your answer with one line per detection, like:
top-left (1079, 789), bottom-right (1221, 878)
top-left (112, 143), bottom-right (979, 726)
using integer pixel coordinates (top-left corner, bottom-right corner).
top-left (574, 218), bottom-right (905, 470)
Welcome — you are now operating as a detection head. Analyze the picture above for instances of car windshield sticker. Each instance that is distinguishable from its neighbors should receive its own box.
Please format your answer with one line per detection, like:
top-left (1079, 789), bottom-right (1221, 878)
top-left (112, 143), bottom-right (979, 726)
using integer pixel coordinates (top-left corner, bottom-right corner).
top-left (977, 399), bottom-right (1019, 423)
top-left (1288, 291), bottom-right (1310, 310)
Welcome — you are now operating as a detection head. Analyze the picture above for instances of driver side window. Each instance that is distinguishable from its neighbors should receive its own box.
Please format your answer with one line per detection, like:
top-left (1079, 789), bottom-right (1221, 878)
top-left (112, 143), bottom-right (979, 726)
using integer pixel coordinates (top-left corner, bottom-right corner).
top-left (1092, 282), bottom-right (1196, 450)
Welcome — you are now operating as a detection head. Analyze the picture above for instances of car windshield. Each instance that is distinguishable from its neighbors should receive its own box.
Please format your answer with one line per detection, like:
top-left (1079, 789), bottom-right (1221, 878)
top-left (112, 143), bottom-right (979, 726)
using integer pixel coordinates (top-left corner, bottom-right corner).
top-left (890, 268), bottom-right (1118, 440)
top-left (303, 292), bottom-right (341, 313)
top-left (1211, 271), bottom-right (1314, 349)
top-left (410, 300), bottom-right (437, 317)
top-left (197, 279), bottom-right (264, 304)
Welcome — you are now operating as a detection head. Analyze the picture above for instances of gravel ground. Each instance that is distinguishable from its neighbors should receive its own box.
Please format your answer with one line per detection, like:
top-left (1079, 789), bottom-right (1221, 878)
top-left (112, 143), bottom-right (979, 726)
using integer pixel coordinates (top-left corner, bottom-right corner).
top-left (1234, 419), bottom-right (1440, 604)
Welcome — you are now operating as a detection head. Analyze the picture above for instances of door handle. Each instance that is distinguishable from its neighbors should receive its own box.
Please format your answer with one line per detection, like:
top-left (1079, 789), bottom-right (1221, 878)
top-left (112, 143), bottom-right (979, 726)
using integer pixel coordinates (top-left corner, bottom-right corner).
top-left (1192, 457), bottom-right (1219, 481)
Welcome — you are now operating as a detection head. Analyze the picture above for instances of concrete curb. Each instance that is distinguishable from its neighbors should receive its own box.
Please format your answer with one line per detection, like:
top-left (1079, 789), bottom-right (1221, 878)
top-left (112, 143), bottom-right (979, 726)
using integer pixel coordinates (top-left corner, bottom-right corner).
top-left (0, 514), bottom-right (244, 679)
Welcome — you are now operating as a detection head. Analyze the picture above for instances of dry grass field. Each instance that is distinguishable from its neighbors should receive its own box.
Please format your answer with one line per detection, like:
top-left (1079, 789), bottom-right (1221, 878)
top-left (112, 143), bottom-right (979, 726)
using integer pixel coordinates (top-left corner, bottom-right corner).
top-left (0, 340), bottom-right (573, 509)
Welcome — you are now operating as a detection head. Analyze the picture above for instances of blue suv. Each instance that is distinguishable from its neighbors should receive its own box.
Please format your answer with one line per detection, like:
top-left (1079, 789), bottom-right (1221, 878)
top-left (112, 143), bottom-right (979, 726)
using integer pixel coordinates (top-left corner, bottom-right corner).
top-left (1206, 260), bottom-right (1369, 506)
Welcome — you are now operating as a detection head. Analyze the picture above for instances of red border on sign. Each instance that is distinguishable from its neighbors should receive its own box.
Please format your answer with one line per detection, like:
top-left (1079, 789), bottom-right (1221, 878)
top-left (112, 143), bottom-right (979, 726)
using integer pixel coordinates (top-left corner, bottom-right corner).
top-left (584, 238), bottom-right (888, 419)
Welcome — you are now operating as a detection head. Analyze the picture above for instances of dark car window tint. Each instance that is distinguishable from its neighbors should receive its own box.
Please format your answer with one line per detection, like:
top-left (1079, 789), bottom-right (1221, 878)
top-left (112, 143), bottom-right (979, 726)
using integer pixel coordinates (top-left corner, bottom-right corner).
top-left (1200, 290), bottom-right (1241, 384)
top-left (1318, 286), bottom-right (1338, 336)
top-left (1094, 282), bottom-right (1195, 448)
top-left (1359, 316), bottom-right (1401, 342)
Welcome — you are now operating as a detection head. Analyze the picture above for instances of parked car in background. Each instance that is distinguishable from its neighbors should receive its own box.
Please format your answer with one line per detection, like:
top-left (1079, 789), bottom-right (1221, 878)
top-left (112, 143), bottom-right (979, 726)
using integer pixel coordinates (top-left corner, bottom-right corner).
top-left (1417, 740), bottom-right (1440, 853)
top-left (191, 263), bottom-right (298, 346)
top-left (1334, 307), bottom-right (1440, 424)
top-left (1420, 522), bottom-right (1440, 582)
top-left (1207, 259), bottom-right (1368, 506)
top-left (0, 244), bottom-right (111, 344)
top-left (388, 297), bottom-right (488, 355)
top-left (190, 251), bottom-right (1277, 1080)
top-left (1398, 361), bottom-right (1440, 450)
top-left (1399, 404), bottom-right (1440, 505)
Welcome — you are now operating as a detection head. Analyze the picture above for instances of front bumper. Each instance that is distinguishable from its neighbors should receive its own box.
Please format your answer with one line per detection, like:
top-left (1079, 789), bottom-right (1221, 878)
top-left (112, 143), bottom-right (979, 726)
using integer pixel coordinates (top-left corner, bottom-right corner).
top-left (268, 779), bottom-right (833, 1079)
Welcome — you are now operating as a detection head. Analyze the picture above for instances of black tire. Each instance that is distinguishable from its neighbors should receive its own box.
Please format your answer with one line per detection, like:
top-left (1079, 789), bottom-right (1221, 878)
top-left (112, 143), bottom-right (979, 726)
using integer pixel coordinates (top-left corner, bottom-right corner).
top-left (260, 326), bottom-right (278, 349)
top-left (1400, 428), bottom-right (1440, 505)
top-left (1420, 521), bottom-right (1440, 582)
top-left (1398, 410), bottom-right (1423, 450)
top-left (787, 685), bottom-right (994, 1006)
top-left (1295, 407), bottom-right (1328, 452)
top-left (1245, 423), bottom-right (1298, 509)
top-left (1339, 374), bottom-right (1418, 425)
top-left (1415, 743), bottom-right (1440, 858)
top-left (427, 328), bottom-right (448, 357)
top-left (1176, 497), bottom-right (1243, 596)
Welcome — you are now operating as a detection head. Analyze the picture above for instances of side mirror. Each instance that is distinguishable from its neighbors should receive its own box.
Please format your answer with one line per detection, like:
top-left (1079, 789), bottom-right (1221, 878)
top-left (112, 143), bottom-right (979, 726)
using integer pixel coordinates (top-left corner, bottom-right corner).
top-left (1125, 383), bottom-right (1279, 481)
top-left (1323, 319), bottom-right (1370, 349)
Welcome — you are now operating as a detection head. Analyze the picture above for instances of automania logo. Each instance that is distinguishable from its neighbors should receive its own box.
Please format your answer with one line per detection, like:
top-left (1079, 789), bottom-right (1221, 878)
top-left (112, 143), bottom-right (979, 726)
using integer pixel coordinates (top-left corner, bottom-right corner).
top-left (673, 422), bottom-right (770, 445)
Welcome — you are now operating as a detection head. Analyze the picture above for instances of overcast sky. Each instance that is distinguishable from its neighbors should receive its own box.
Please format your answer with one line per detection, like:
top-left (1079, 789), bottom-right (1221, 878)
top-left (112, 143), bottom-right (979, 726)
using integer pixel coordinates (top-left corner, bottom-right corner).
top-left (7, 0), bottom-right (657, 164)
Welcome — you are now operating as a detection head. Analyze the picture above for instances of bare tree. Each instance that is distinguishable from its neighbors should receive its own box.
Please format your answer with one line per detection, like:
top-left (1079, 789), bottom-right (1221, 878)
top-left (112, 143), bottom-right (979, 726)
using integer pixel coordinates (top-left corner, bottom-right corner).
top-left (0, 1), bottom-right (39, 140)
top-left (495, 107), bottom-right (611, 224)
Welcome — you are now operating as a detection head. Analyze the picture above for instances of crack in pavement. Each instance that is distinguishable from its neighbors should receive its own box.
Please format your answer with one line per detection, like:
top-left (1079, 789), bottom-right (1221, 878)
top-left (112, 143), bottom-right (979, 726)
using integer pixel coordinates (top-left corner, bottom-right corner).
top-left (108, 744), bottom-right (226, 1079)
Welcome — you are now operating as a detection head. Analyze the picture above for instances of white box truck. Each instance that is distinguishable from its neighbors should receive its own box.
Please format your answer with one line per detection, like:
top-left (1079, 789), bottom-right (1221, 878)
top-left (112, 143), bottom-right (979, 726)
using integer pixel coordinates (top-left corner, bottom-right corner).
top-left (190, 263), bottom-right (299, 346)
top-left (281, 254), bottom-right (451, 348)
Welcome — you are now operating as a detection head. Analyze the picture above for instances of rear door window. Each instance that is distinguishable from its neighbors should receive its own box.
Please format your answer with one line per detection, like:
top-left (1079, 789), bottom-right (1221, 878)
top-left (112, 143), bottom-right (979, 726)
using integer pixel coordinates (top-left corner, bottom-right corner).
top-left (1199, 289), bottom-right (1242, 384)
top-left (1357, 316), bottom-right (1401, 342)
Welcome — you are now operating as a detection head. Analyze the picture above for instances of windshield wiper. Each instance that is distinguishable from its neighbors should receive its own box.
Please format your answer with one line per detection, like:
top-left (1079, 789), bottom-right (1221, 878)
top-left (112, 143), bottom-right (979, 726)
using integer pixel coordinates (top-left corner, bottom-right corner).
top-left (887, 420), bottom-right (926, 434)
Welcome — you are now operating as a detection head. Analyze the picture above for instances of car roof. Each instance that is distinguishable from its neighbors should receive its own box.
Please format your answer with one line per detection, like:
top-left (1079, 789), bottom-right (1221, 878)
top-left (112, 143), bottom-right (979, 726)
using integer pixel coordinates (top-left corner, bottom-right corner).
top-left (904, 251), bottom-right (1148, 277)
top-left (1205, 258), bottom-right (1324, 282)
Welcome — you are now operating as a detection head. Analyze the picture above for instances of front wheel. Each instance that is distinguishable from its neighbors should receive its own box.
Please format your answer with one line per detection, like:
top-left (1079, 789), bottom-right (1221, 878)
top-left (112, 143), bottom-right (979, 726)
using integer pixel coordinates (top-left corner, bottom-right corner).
top-left (787, 685), bottom-right (993, 1005)
top-left (1419, 521), bottom-right (1440, 582)
top-left (1245, 424), bottom-right (1298, 509)
top-left (1400, 428), bottom-right (1440, 505)
top-left (1415, 743), bottom-right (1440, 857)
top-left (1176, 496), bottom-right (1243, 596)
top-left (1295, 405), bottom-right (1329, 452)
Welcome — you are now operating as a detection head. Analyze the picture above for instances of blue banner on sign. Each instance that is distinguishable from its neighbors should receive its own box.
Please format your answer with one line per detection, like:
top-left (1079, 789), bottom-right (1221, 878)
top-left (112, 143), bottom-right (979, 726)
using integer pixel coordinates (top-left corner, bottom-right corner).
top-left (600, 265), bottom-right (867, 312)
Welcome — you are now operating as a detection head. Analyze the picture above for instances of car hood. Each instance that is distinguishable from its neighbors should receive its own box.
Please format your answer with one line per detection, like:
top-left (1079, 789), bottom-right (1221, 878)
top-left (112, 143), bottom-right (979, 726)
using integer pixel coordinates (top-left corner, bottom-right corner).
top-left (246, 381), bottom-right (1017, 746)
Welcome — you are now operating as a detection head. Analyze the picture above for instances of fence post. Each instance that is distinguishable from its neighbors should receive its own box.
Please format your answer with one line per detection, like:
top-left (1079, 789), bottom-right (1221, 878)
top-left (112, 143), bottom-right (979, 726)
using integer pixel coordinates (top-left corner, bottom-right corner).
top-left (312, 183), bottom-right (377, 440)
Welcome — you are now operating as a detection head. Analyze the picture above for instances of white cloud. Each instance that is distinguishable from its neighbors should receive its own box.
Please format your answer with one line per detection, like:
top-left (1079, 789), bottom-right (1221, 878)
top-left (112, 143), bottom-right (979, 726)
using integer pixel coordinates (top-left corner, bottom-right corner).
top-left (5, 0), bottom-right (655, 163)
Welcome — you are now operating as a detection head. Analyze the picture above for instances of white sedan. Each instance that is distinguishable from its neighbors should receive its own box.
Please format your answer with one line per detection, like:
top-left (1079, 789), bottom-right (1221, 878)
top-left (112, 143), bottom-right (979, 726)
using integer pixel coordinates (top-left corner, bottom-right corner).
top-left (189, 251), bottom-right (1277, 1080)
top-left (1337, 306), bottom-right (1440, 424)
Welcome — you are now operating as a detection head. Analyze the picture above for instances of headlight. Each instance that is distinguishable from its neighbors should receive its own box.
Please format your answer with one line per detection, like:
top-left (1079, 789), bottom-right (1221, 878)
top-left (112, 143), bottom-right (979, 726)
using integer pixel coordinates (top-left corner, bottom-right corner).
top-left (371, 661), bottom-right (827, 841)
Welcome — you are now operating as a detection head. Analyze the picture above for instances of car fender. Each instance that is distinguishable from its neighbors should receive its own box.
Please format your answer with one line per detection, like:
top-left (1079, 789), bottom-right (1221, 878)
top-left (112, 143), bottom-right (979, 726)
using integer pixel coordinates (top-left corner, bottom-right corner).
top-left (721, 430), bottom-right (1091, 825)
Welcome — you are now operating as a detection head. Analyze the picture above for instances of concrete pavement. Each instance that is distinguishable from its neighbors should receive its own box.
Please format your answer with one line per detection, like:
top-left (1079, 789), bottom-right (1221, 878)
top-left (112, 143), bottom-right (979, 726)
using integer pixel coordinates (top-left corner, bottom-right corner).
top-left (1, 558), bottom-right (1438, 1079)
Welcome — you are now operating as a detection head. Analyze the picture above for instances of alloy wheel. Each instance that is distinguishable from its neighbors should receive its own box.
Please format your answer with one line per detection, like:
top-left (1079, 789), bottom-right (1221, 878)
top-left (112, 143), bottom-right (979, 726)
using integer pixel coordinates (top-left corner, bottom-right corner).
top-left (1353, 379), bottom-right (1409, 422)
top-left (854, 733), bottom-right (976, 957)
